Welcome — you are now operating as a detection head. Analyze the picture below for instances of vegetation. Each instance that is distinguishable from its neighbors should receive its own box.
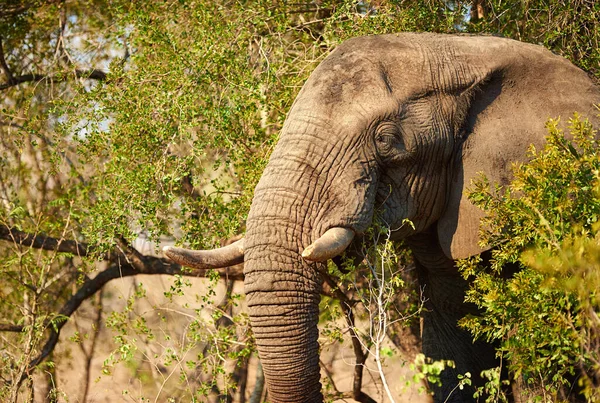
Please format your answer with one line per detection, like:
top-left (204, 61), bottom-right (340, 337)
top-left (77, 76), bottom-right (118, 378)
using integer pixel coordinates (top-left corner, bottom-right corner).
top-left (0, 0), bottom-right (598, 402)
top-left (461, 116), bottom-right (600, 401)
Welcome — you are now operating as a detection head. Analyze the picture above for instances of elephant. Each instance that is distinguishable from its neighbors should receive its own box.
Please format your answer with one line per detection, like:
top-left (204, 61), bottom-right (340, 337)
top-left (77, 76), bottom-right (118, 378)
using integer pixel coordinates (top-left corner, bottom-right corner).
top-left (163, 33), bottom-right (600, 402)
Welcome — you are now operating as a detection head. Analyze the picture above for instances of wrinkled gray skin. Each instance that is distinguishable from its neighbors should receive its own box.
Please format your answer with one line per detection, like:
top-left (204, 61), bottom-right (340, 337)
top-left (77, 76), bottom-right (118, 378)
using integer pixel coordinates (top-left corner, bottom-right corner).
top-left (175, 33), bottom-right (600, 402)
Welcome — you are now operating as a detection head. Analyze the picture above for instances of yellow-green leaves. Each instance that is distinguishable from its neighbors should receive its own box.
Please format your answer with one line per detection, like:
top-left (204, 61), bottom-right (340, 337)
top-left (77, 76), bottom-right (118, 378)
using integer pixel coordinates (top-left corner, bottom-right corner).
top-left (461, 114), bottom-right (600, 400)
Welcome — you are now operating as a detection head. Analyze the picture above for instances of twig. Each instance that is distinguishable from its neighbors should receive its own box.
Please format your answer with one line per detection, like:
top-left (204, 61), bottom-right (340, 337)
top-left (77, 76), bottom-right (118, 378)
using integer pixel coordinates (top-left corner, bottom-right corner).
top-left (319, 358), bottom-right (341, 394)
top-left (79, 289), bottom-right (103, 403)
top-left (321, 272), bottom-right (377, 403)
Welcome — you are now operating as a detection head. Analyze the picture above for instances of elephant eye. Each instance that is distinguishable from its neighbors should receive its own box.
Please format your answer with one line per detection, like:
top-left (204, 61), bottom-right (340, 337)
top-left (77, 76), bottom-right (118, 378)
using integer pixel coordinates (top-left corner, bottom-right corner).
top-left (375, 133), bottom-right (396, 146)
top-left (374, 121), bottom-right (407, 164)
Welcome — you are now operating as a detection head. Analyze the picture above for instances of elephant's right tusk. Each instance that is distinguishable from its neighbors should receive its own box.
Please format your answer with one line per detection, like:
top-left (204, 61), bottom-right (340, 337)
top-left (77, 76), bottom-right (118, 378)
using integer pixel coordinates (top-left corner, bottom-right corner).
top-left (301, 227), bottom-right (355, 262)
top-left (163, 238), bottom-right (244, 269)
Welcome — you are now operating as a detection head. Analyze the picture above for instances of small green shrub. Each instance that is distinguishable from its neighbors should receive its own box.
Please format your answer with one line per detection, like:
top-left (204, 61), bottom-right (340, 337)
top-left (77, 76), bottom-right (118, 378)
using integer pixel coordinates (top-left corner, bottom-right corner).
top-left (459, 114), bottom-right (600, 401)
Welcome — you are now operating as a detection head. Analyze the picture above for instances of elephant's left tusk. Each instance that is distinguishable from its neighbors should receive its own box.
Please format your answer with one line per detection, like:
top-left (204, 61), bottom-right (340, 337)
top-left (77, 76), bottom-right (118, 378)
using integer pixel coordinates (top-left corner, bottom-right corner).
top-left (301, 227), bottom-right (355, 262)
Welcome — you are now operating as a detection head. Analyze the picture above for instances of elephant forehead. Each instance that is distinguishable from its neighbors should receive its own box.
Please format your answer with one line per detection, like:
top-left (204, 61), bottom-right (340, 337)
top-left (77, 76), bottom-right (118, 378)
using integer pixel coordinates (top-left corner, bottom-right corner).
top-left (308, 58), bottom-right (385, 104)
top-left (296, 42), bottom-right (441, 117)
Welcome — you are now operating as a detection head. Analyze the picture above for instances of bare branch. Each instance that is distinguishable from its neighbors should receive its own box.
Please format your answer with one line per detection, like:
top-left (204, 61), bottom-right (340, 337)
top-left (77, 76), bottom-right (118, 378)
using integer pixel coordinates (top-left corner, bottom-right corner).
top-left (0, 225), bottom-right (89, 256)
top-left (0, 69), bottom-right (107, 91)
top-left (0, 225), bottom-right (246, 280)
top-left (77, 289), bottom-right (103, 403)
top-left (75, 69), bottom-right (107, 80)
top-left (319, 358), bottom-right (340, 394)
top-left (0, 225), bottom-right (248, 280)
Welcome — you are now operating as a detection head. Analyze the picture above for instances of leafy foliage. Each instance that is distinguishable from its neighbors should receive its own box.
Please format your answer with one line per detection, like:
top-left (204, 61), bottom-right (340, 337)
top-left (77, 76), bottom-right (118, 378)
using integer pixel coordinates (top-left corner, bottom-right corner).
top-left (1, 0), bottom-right (600, 401)
top-left (0, 1), bottom-right (466, 400)
top-left (320, 220), bottom-right (424, 402)
top-left (460, 115), bottom-right (600, 401)
top-left (468, 0), bottom-right (600, 79)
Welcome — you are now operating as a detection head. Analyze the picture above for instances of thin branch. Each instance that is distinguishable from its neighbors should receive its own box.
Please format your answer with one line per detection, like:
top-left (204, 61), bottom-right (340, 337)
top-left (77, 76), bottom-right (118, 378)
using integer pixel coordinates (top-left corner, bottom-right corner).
top-left (79, 289), bottom-right (103, 403)
top-left (319, 358), bottom-right (340, 394)
top-left (0, 69), bottom-right (107, 91)
top-left (0, 36), bottom-right (13, 83)
top-left (321, 272), bottom-right (377, 403)
top-left (56, 1), bottom-right (71, 66)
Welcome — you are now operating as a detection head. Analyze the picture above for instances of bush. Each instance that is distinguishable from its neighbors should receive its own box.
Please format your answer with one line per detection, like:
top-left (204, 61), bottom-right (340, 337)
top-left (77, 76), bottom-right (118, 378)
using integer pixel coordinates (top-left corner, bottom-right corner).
top-left (460, 115), bottom-right (600, 401)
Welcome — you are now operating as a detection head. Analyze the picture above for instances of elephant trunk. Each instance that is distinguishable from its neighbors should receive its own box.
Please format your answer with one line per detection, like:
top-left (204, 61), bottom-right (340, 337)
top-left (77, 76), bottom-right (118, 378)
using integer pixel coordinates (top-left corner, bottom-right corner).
top-left (244, 221), bottom-right (324, 402)
top-left (242, 119), bottom-right (375, 401)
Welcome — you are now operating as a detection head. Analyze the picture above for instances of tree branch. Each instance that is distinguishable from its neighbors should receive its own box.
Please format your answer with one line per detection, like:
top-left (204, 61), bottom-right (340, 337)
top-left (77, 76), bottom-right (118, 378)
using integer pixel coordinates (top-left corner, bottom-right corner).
top-left (0, 323), bottom-right (24, 332)
top-left (0, 223), bottom-right (244, 384)
top-left (0, 224), bottom-right (247, 280)
top-left (0, 225), bottom-right (89, 256)
top-left (0, 69), bottom-right (107, 91)
top-left (21, 250), bottom-right (243, 382)
top-left (0, 36), bottom-right (13, 84)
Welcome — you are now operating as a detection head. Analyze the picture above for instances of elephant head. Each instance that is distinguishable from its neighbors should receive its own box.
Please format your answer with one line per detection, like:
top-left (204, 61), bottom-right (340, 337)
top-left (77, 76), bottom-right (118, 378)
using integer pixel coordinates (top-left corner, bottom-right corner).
top-left (165, 33), bottom-right (600, 402)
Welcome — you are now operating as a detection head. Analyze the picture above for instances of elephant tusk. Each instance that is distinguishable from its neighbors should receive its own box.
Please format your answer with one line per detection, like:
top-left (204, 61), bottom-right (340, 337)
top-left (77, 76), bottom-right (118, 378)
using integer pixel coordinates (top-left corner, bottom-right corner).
top-left (162, 238), bottom-right (244, 269)
top-left (301, 227), bottom-right (355, 262)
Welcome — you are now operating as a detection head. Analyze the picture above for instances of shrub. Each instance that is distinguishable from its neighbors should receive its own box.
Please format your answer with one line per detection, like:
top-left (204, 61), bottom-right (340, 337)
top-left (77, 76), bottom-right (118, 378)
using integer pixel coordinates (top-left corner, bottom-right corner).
top-left (460, 114), bottom-right (600, 401)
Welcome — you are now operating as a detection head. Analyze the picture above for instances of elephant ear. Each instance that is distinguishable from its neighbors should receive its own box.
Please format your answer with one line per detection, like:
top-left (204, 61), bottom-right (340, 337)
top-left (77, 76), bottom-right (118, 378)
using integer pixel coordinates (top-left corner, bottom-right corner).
top-left (436, 36), bottom-right (600, 260)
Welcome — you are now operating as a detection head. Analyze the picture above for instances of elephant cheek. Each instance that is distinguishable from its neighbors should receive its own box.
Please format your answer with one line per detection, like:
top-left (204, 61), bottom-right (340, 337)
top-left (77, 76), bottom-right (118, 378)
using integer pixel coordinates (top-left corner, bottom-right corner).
top-left (313, 174), bottom-right (377, 238)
